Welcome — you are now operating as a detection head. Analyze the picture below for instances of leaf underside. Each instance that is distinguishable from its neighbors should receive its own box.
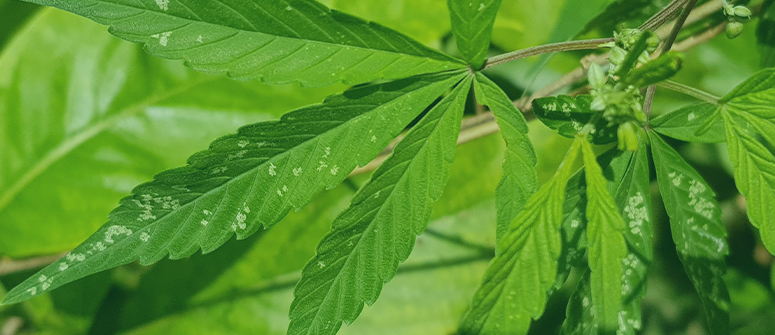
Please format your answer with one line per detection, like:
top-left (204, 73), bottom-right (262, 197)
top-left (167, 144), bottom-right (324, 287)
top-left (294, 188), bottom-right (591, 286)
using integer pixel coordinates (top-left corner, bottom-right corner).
top-left (472, 73), bottom-right (537, 242)
top-left (650, 132), bottom-right (730, 334)
top-left (288, 75), bottom-right (472, 335)
top-left (448, 0), bottom-right (503, 69)
top-left (458, 139), bottom-right (581, 335)
top-left (1, 72), bottom-right (466, 305)
top-left (24, 0), bottom-right (465, 87)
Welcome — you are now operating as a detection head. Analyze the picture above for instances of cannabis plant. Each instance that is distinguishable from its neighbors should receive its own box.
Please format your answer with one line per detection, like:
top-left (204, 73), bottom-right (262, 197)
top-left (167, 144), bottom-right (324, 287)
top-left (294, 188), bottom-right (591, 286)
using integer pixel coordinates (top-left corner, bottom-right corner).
top-left (1, 0), bottom-right (775, 334)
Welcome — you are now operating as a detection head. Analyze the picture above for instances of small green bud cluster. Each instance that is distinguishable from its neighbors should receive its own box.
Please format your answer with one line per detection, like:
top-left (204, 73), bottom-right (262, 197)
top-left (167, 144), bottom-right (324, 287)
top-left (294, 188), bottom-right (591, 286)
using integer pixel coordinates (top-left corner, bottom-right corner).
top-left (723, 3), bottom-right (751, 39)
top-left (602, 29), bottom-right (660, 74)
top-left (587, 62), bottom-right (647, 151)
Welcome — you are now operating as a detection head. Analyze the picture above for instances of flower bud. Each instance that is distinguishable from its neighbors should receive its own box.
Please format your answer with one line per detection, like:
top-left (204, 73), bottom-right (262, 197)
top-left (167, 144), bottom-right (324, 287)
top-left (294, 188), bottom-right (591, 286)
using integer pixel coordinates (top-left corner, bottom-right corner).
top-left (646, 34), bottom-right (661, 53)
top-left (591, 96), bottom-right (606, 111)
top-left (617, 122), bottom-right (640, 151)
top-left (610, 47), bottom-right (627, 65)
top-left (587, 63), bottom-right (607, 90)
top-left (726, 21), bottom-right (744, 39)
top-left (734, 6), bottom-right (752, 19)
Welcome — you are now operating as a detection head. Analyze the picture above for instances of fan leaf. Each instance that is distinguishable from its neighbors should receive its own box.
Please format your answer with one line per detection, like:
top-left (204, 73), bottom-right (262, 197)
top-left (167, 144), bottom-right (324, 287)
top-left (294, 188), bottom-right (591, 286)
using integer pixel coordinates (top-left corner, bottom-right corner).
top-left (458, 138), bottom-right (582, 335)
top-left (448, 0), bottom-right (502, 69)
top-left (650, 103), bottom-right (725, 143)
top-left (532, 95), bottom-right (617, 144)
top-left (1, 72), bottom-right (466, 305)
top-left (473, 73), bottom-right (537, 241)
top-left (22, 0), bottom-right (465, 87)
top-left (288, 75), bottom-right (472, 335)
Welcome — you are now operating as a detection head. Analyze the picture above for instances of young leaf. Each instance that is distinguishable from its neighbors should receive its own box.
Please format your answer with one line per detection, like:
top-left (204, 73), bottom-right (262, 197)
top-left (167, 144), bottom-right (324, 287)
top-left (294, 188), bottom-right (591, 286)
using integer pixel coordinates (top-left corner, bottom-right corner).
top-left (1, 72), bottom-right (466, 305)
top-left (473, 73), bottom-right (537, 241)
top-left (532, 95), bottom-right (617, 144)
top-left (563, 143), bottom-right (652, 335)
top-left (288, 76), bottom-right (472, 335)
top-left (580, 139), bottom-right (628, 333)
top-left (650, 103), bottom-right (726, 143)
top-left (23, 0), bottom-right (465, 87)
top-left (458, 139), bottom-right (582, 335)
top-left (448, 0), bottom-right (503, 69)
top-left (650, 133), bottom-right (730, 334)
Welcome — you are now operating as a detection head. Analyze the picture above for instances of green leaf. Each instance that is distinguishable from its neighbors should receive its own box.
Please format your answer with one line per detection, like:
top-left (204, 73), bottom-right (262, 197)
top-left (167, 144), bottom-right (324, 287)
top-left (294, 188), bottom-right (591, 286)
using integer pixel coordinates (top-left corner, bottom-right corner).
top-left (0, 0), bottom-right (39, 50)
top-left (651, 103), bottom-right (726, 143)
top-left (0, 8), bottom-right (343, 258)
top-left (23, 0), bottom-right (465, 87)
top-left (473, 73), bottom-right (537, 241)
top-left (757, 1), bottom-right (775, 68)
top-left (563, 143), bottom-right (652, 335)
top-left (624, 52), bottom-right (683, 88)
top-left (458, 138), bottom-right (582, 335)
top-left (532, 95), bottom-right (617, 144)
top-left (580, 139), bottom-right (628, 333)
top-left (288, 76), bottom-right (472, 335)
top-left (448, 0), bottom-right (502, 69)
top-left (722, 69), bottom-right (775, 147)
top-left (723, 112), bottom-right (775, 252)
top-left (1, 71), bottom-right (466, 306)
top-left (650, 132), bottom-right (730, 334)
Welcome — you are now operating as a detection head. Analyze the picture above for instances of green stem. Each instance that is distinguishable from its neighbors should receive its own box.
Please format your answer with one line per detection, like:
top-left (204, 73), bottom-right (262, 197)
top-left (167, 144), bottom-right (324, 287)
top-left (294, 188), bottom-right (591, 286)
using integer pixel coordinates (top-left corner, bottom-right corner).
top-left (657, 80), bottom-right (721, 104)
top-left (641, 0), bottom-right (688, 31)
top-left (482, 38), bottom-right (614, 70)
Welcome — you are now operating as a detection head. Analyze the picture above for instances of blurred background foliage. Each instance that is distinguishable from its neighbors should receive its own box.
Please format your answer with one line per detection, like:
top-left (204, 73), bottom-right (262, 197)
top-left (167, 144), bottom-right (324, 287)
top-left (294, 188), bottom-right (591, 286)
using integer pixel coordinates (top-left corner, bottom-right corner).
top-left (1, 0), bottom-right (775, 334)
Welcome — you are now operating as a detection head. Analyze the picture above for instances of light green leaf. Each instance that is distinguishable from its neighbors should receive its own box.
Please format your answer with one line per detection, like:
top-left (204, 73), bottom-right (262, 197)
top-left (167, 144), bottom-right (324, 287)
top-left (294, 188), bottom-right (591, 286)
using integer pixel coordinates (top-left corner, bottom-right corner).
top-left (580, 139), bottom-right (627, 333)
top-left (0, 9), bottom-right (343, 258)
top-left (563, 142), bottom-right (652, 335)
top-left (448, 0), bottom-right (502, 69)
top-left (473, 73), bottom-right (537, 241)
top-left (532, 95), bottom-right (617, 145)
top-left (458, 138), bottom-right (582, 335)
top-left (651, 103), bottom-right (726, 143)
top-left (650, 132), bottom-right (730, 334)
top-left (288, 76), bottom-right (471, 335)
top-left (2, 72), bottom-right (466, 306)
top-left (723, 69), bottom-right (775, 147)
top-left (23, 0), bottom-right (465, 87)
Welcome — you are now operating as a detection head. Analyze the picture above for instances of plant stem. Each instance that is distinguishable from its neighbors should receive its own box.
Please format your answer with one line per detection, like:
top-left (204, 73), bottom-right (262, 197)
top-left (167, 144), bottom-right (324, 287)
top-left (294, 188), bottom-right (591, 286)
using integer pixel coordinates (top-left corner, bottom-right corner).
top-left (657, 80), bottom-right (721, 104)
top-left (481, 38), bottom-right (614, 70)
top-left (644, 0), bottom-right (699, 116)
top-left (641, 0), bottom-right (687, 31)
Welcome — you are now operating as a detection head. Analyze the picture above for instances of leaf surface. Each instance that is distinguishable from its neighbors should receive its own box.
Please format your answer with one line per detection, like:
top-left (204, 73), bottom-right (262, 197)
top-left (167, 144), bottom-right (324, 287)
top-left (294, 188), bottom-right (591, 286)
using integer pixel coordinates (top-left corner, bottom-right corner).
top-left (650, 132), bottom-right (730, 334)
top-left (2, 71), bottom-right (466, 305)
top-left (458, 139), bottom-right (582, 335)
top-left (23, 0), bottom-right (465, 87)
top-left (448, 0), bottom-right (502, 69)
top-left (473, 73), bottom-right (537, 241)
top-left (580, 140), bottom-right (627, 333)
top-left (532, 95), bottom-right (616, 144)
top-left (0, 9), bottom-right (342, 257)
top-left (288, 76), bottom-right (472, 335)
top-left (650, 103), bottom-right (725, 143)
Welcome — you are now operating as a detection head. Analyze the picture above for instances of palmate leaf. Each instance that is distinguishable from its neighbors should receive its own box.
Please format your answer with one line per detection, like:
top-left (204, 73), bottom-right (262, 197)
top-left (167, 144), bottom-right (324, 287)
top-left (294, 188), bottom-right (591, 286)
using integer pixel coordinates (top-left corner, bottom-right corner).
top-left (448, 0), bottom-right (502, 69)
top-left (23, 0), bottom-right (465, 87)
top-left (718, 68), bottom-right (775, 254)
top-left (458, 139), bottom-right (582, 335)
top-left (532, 95), bottom-right (617, 145)
top-left (650, 103), bottom-right (726, 143)
top-left (288, 75), bottom-right (472, 335)
top-left (580, 139), bottom-right (628, 333)
top-left (1, 72), bottom-right (466, 305)
top-left (650, 133), bottom-right (730, 334)
top-left (472, 73), bottom-right (537, 241)
top-left (564, 142), bottom-right (653, 335)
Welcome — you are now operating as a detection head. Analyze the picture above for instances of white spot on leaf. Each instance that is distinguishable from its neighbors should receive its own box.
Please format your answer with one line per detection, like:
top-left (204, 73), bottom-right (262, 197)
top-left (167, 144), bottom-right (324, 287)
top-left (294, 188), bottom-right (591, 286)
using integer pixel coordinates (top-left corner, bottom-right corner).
top-left (105, 225), bottom-right (133, 243)
top-left (155, 0), bottom-right (169, 10)
top-left (140, 232), bottom-right (151, 242)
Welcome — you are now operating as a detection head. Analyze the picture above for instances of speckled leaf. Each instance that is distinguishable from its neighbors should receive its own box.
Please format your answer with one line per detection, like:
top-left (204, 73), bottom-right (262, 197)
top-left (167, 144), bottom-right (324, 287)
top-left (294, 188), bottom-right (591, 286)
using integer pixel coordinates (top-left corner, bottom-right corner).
top-left (448, 0), bottom-right (502, 69)
top-left (650, 132), bottom-right (730, 334)
top-left (651, 103), bottom-right (726, 143)
top-left (1, 72), bottom-right (466, 306)
top-left (288, 76), bottom-right (471, 335)
top-left (532, 95), bottom-right (616, 144)
top-left (473, 73), bottom-right (537, 241)
top-left (581, 139), bottom-right (628, 333)
top-left (21, 0), bottom-right (465, 87)
top-left (458, 139), bottom-right (582, 335)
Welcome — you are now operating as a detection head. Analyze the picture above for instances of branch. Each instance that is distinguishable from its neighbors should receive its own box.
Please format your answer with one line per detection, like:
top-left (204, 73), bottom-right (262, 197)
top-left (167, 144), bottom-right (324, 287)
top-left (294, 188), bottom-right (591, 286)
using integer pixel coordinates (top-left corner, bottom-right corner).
top-left (481, 38), bottom-right (614, 70)
top-left (657, 79), bottom-right (721, 104)
top-left (0, 252), bottom-right (67, 276)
